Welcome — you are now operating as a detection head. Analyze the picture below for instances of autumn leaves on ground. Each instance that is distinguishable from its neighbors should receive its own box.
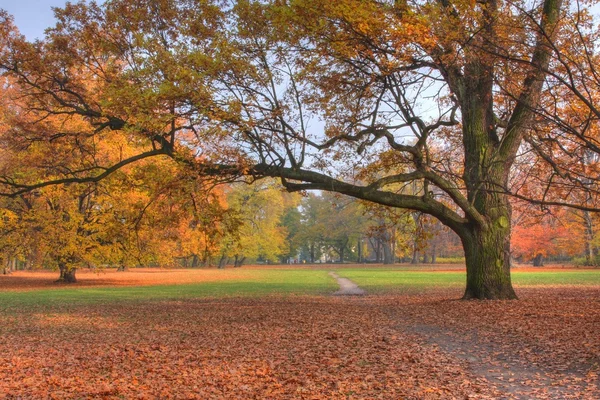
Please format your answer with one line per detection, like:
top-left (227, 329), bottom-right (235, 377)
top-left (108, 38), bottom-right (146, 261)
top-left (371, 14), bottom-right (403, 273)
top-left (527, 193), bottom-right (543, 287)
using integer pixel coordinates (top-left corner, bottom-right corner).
top-left (0, 266), bottom-right (598, 399)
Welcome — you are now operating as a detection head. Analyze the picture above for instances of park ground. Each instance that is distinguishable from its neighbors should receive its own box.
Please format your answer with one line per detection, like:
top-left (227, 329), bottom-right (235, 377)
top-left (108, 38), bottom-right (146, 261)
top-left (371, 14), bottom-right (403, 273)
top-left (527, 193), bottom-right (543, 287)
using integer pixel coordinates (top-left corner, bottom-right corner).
top-left (0, 265), bottom-right (599, 399)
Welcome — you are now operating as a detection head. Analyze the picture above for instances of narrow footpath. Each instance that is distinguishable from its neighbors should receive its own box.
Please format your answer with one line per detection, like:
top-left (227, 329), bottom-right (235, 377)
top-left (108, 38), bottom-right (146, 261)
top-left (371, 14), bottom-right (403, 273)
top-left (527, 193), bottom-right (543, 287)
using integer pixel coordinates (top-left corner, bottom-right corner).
top-left (329, 271), bottom-right (366, 295)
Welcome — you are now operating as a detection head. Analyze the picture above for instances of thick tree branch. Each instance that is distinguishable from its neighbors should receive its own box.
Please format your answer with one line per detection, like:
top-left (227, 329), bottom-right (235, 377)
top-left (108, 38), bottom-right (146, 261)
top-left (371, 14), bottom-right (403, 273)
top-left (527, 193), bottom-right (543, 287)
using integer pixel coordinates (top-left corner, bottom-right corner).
top-left (0, 149), bottom-right (168, 197)
top-left (248, 164), bottom-right (469, 234)
top-left (499, 0), bottom-right (563, 160)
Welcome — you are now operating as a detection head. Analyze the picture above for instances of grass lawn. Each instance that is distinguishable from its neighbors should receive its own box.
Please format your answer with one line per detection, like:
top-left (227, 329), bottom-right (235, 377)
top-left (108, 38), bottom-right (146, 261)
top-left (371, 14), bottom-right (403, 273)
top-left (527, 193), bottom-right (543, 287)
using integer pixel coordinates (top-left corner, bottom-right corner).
top-left (0, 268), bottom-right (337, 310)
top-left (2, 266), bottom-right (599, 310)
top-left (335, 266), bottom-right (600, 293)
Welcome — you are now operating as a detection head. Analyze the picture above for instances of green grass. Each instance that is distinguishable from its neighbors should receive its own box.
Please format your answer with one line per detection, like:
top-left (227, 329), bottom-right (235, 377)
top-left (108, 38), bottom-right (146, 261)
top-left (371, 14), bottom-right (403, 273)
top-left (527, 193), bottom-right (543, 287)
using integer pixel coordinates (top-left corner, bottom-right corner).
top-left (2, 267), bottom-right (599, 312)
top-left (335, 268), bottom-right (600, 293)
top-left (511, 270), bottom-right (600, 286)
top-left (335, 269), bottom-right (464, 292)
top-left (0, 269), bottom-right (337, 311)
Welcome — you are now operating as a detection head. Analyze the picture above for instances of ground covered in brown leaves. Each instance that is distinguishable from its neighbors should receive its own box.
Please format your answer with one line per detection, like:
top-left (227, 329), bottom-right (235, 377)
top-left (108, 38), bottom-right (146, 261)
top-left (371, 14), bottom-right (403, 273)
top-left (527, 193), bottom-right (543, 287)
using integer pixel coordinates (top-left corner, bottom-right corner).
top-left (0, 267), bottom-right (297, 291)
top-left (0, 269), bottom-right (598, 399)
top-left (386, 287), bottom-right (600, 399)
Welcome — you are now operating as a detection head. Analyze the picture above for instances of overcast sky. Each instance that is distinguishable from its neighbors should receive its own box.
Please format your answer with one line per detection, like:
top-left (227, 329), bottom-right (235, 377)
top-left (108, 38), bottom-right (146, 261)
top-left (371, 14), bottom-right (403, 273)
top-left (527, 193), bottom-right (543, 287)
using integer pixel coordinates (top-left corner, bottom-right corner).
top-left (0, 0), bottom-right (69, 40)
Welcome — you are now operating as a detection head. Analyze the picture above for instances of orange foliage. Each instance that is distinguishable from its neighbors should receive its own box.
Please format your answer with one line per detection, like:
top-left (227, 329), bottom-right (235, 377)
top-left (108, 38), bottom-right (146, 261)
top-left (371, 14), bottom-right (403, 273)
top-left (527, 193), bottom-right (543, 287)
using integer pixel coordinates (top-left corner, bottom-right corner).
top-left (511, 210), bottom-right (583, 261)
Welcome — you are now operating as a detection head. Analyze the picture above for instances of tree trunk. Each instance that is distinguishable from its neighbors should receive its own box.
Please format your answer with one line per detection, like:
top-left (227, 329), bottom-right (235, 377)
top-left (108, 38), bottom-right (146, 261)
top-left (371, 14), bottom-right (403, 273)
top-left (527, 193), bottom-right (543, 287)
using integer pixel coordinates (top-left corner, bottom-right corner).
top-left (218, 254), bottom-right (227, 269)
top-left (459, 93), bottom-right (520, 299)
top-left (533, 253), bottom-right (544, 267)
top-left (585, 241), bottom-right (594, 265)
top-left (461, 226), bottom-right (517, 300)
top-left (310, 243), bottom-right (315, 263)
top-left (191, 254), bottom-right (199, 268)
top-left (27, 245), bottom-right (39, 270)
top-left (203, 248), bottom-right (211, 267)
top-left (373, 239), bottom-right (381, 263)
top-left (411, 249), bottom-right (418, 264)
top-left (583, 211), bottom-right (596, 265)
top-left (382, 241), bottom-right (394, 264)
top-left (234, 255), bottom-right (245, 268)
top-left (357, 238), bottom-right (363, 263)
top-left (431, 244), bottom-right (437, 264)
top-left (57, 263), bottom-right (77, 283)
top-left (391, 229), bottom-right (396, 262)
top-left (381, 230), bottom-right (395, 265)
top-left (423, 253), bottom-right (430, 264)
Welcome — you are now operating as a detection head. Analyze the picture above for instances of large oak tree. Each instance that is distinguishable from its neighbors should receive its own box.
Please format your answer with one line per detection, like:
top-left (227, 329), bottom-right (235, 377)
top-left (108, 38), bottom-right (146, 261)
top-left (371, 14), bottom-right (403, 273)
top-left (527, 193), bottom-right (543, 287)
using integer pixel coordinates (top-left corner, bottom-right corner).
top-left (1, 0), bottom-right (600, 298)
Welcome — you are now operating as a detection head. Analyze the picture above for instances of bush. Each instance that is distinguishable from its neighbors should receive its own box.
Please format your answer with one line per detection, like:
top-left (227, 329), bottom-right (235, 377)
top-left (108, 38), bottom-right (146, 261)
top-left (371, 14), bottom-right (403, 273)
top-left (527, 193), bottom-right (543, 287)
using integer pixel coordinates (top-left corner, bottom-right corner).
top-left (572, 256), bottom-right (600, 267)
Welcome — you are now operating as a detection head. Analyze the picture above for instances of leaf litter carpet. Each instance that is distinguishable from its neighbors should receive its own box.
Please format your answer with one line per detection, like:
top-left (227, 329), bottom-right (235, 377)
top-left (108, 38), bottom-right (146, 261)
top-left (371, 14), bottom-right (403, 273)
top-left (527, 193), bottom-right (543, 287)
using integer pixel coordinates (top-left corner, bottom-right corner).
top-left (0, 288), bottom-right (598, 399)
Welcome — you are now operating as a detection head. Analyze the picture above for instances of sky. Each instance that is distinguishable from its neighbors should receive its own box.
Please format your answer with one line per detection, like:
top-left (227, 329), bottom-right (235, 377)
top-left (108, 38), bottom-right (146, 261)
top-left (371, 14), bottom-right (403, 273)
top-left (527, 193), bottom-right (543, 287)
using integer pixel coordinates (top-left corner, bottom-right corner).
top-left (0, 0), bottom-right (69, 40)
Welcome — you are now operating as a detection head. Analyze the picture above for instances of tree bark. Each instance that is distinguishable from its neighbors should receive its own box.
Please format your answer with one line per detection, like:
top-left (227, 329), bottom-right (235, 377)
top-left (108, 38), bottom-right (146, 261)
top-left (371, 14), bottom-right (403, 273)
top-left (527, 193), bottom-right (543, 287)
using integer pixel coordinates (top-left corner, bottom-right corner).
top-left (336, 239), bottom-right (349, 263)
top-left (218, 254), bottom-right (227, 269)
top-left (370, 238), bottom-right (381, 263)
top-left (533, 253), bottom-right (544, 267)
top-left (583, 211), bottom-right (596, 265)
top-left (234, 255), bottom-right (245, 268)
top-left (57, 263), bottom-right (77, 283)
top-left (382, 241), bottom-right (394, 264)
top-left (411, 249), bottom-right (418, 264)
top-left (391, 229), bottom-right (396, 262)
top-left (461, 225), bottom-right (517, 300)
top-left (380, 229), bottom-right (395, 265)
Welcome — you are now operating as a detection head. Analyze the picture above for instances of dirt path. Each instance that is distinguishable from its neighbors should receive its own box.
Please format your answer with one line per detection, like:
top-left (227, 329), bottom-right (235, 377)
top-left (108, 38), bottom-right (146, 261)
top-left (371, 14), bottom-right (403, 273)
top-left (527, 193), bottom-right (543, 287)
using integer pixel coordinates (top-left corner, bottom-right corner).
top-left (379, 288), bottom-right (600, 399)
top-left (329, 271), bottom-right (366, 295)
top-left (403, 323), bottom-right (572, 399)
